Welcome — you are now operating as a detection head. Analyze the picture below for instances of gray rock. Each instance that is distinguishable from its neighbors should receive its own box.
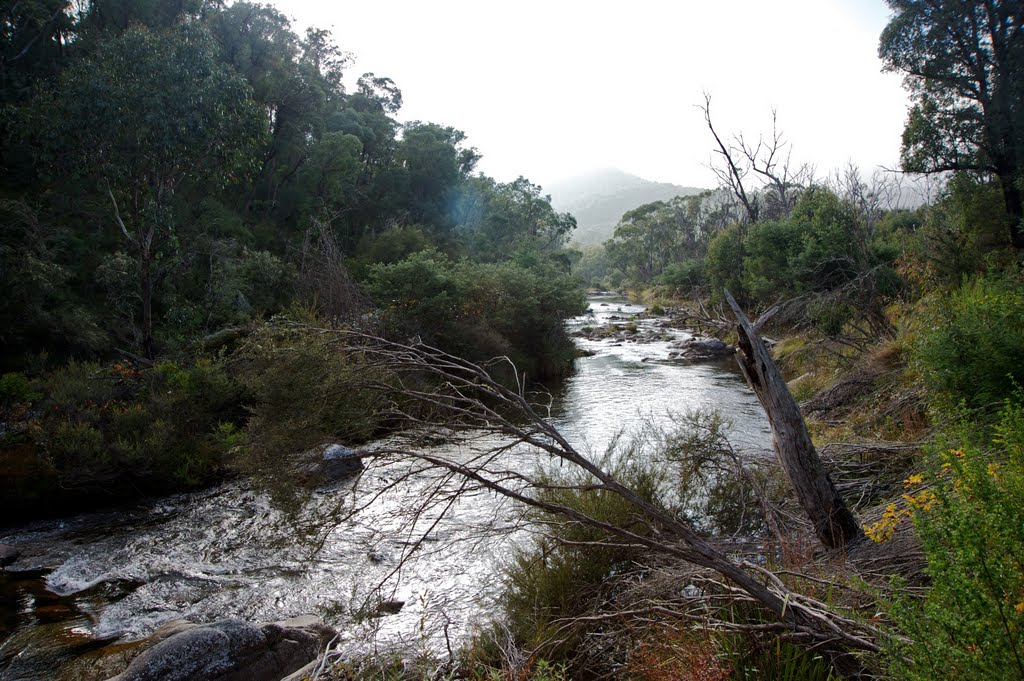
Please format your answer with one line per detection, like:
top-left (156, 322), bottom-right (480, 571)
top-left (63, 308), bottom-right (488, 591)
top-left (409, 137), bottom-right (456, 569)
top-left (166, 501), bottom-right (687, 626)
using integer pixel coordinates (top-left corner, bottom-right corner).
top-left (107, 616), bottom-right (336, 681)
top-left (668, 337), bottom-right (735, 362)
top-left (0, 544), bottom-right (19, 568)
top-left (322, 444), bottom-right (363, 479)
top-left (295, 444), bottom-right (364, 482)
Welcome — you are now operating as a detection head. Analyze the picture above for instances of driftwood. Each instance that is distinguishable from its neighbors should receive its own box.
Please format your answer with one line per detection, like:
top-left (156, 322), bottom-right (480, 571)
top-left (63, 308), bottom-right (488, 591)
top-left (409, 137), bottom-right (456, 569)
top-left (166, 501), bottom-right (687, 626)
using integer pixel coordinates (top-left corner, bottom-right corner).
top-left (724, 289), bottom-right (864, 549)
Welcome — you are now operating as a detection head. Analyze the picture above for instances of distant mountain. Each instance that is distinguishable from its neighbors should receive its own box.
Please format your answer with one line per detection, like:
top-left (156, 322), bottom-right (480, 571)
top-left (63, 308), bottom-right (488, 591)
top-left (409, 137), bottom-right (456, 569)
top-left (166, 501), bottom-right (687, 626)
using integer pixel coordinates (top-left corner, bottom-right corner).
top-left (544, 168), bottom-right (705, 246)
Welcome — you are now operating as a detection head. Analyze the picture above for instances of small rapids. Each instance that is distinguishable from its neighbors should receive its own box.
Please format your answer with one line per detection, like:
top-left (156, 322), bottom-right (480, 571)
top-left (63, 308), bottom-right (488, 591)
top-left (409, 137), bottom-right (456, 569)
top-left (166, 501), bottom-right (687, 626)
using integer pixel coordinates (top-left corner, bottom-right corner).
top-left (0, 296), bottom-right (770, 679)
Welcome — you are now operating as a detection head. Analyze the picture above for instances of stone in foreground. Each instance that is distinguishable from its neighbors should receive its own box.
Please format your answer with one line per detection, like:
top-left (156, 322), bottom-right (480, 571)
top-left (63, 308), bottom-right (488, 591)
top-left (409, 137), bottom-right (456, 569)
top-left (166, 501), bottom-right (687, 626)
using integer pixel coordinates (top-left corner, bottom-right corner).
top-left (106, 616), bottom-right (336, 681)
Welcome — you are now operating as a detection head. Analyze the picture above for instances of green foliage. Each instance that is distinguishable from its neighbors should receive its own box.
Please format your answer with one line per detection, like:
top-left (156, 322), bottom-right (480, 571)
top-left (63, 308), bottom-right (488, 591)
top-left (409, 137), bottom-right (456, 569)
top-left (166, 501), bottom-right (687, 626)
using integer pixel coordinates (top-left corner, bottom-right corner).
top-left (706, 224), bottom-right (746, 302)
top-left (236, 320), bottom-right (384, 482)
top-left (23, 20), bottom-right (267, 356)
top-left (914, 268), bottom-right (1024, 409)
top-left (29, 358), bottom-right (244, 491)
top-left (493, 459), bottom-right (665, 667)
top-left (887, 398), bottom-right (1024, 680)
top-left (806, 300), bottom-right (854, 338)
top-left (605, 193), bottom-right (717, 286)
top-left (30, 22), bottom-right (265, 201)
top-left (660, 410), bottom-right (771, 537)
top-left (917, 174), bottom-right (1011, 286)
top-left (456, 175), bottom-right (576, 263)
top-left (0, 372), bottom-right (37, 406)
top-left (743, 219), bottom-right (804, 301)
top-left (355, 225), bottom-right (433, 269)
top-left (397, 122), bottom-right (480, 233)
top-left (879, 0), bottom-right (1023, 247)
top-left (0, 201), bottom-right (105, 364)
top-left (366, 251), bottom-right (586, 379)
top-left (571, 245), bottom-right (613, 289)
top-left (718, 635), bottom-right (839, 681)
top-left (657, 258), bottom-right (706, 292)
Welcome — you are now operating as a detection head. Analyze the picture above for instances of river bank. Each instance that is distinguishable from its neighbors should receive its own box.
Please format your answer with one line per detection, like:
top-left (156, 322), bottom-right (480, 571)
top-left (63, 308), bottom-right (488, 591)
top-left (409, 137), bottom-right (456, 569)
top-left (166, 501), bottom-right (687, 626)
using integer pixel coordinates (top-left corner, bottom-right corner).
top-left (0, 297), bottom-right (771, 679)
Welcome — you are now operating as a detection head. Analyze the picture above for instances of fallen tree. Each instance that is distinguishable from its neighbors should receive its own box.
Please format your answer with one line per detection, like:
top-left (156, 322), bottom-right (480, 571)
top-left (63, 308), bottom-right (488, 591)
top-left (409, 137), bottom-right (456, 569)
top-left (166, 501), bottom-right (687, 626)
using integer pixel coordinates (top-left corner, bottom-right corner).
top-left (288, 322), bottom-right (884, 656)
top-left (724, 289), bottom-right (864, 549)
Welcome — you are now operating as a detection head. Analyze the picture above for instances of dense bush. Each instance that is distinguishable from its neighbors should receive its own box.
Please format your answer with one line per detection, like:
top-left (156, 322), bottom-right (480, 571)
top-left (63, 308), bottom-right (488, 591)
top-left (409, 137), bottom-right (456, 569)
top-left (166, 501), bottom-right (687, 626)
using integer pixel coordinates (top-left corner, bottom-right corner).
top-left (888, 397), bottom-right (1024, 680)
top-left (742, 219), bottom-right (804, 302)
top-left (39, 359), bottom-right (244, 485)
top-left (916, 174), bottom-right (1011, 286)
top-left (1, 358), bottom-right (246, 518)
top-left (914, 268), bottom-right (1024, 410)
top-left (471, 458), bottom-right (664, 673)
top-left (366, 251), bottom-right (587, 379)
top-left (706, 224), bottom-right (746, 303)
top-left (657, 258), bottom-right (706, 292)
top-left (236, 318), bottom-right (386, 481)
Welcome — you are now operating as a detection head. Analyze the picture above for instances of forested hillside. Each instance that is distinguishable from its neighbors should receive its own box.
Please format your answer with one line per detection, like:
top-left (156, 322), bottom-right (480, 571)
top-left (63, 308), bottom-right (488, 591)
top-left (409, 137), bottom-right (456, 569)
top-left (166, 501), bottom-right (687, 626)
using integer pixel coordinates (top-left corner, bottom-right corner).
top-left (0, 0), bottom-right (585, 515)
top-left (545, 168), bottom-right (703, 245)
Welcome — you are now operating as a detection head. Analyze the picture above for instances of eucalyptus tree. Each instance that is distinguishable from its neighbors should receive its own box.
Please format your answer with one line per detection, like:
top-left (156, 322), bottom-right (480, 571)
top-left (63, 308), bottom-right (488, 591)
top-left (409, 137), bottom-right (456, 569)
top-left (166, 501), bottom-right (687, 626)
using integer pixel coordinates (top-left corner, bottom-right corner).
top-left (605, 194), bottom-right (715, 285)
top-left (396, 122), bottom-right (480, 235)
top-left (880, 0), bottom-right (1024, 246)
top-left (457, 176), bottom-right (576, 262)
top-left (29, 22), bottom-right (266, 357)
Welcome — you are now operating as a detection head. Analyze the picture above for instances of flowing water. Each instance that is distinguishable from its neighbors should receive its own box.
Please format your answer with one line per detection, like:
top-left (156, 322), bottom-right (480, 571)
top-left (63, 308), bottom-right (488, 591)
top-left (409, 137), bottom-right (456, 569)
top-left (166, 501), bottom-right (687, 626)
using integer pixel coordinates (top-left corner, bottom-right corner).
top-left (0, 297), bottom-right (771, 679)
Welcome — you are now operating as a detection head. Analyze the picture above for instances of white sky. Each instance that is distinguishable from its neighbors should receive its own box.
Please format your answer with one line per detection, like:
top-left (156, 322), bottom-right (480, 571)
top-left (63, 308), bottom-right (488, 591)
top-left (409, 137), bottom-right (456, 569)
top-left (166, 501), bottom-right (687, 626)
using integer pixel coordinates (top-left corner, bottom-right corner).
top-left (272, 0), bottom-right (910, 189)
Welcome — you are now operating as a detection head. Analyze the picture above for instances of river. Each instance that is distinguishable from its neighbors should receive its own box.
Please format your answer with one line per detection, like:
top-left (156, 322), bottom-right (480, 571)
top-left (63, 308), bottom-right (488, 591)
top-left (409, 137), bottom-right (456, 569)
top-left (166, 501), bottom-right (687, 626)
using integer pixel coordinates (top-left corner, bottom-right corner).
top-left (0, 297), bottom-right (771, 679)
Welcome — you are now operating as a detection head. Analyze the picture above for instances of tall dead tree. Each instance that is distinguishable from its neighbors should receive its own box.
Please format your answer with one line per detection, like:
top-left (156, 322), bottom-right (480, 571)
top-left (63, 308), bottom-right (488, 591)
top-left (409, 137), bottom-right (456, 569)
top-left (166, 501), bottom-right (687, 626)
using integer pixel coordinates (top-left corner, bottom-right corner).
top-left (700, 93), bottom-right (812, 226)
top-left (724, 289), bottom-right (864, 549)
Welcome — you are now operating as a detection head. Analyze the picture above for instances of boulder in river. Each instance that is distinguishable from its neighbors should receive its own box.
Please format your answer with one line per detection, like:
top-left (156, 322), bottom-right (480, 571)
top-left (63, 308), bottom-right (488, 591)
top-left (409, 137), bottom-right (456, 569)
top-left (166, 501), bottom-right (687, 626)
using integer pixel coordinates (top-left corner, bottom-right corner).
top-left (0, 544), bottom-right (19, 568)
top-left (322, 444), bottom-right (363, 479)
top-left (668, 337), bottom-right (735, 362)
top-left (107, 616), bottom-right (336, 681)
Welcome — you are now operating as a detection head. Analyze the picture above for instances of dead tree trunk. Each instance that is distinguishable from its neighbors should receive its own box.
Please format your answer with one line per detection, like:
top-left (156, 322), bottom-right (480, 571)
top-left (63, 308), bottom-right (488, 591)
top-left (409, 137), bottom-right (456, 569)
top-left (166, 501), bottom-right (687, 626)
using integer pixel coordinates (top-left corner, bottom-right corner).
top-left (724, 289), bottom-right (863, 549)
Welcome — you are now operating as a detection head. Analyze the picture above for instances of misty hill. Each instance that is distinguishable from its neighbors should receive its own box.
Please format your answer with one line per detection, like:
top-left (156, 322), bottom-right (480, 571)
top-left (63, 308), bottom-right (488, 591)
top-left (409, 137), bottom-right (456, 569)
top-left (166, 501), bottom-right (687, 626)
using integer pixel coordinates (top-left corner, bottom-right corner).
top-left (544, 168), bottom-right (705, 246)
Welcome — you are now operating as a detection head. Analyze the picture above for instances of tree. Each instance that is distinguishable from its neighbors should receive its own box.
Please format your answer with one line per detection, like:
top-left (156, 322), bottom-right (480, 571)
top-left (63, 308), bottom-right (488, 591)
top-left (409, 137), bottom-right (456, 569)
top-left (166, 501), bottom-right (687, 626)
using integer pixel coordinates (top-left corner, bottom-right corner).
top-left (29, 22), bottom-right (266, 357)
top-left (724, 290), bottom-right (864, 549)
top-left (0, 0), bottom-right (73, 102)
top-left (396, 122), bottom-right (480, 233)
top-left (605, 194), bottom-right (713, 285)
top-left (700, 94), bottom-right (811, 226)
top-left (879, 0), bottom-right (1024, 247)
top-left (457, 176), bottom-right (576, 261)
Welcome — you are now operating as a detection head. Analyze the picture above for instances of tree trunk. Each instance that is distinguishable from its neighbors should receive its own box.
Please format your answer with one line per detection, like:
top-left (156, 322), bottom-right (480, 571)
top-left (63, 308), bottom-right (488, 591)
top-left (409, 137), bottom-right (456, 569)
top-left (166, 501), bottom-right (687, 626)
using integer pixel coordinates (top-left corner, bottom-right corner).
top-left (997, 168), bottom-right (1024, 249)
top-left (724, 289), bottom-right (863, 549)
top-left (141, 242), bottom-right (154, 360)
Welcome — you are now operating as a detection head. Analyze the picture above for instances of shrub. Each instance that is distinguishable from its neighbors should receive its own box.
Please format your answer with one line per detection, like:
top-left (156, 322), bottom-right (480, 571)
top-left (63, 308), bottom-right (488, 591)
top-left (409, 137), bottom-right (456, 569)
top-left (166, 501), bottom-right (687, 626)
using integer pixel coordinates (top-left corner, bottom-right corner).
top-left (365, 251), bottom-right (586, 379)
top-left (0, 372), bottom-right (37, 406)
top-left (718, 635), bottom-right (839, 681)
top-left (706, 224), bottom-right (745, 304)
top-left (914, 268), bottom-right (1024, 409)
top-left (887, 397), bottom-right (1024, 680)
top-left (236, 320), bottom-right (385, 491)
top-left (658, 259), bottom-right (706, 292)
top-left (806, 300), bottom-right (854, 337)
top-left (466, 457), bottom-right (665, 675)
top-left (743, 219), bottom-right (803, 303)
top-left (28, 358), bottom-right (244, 495)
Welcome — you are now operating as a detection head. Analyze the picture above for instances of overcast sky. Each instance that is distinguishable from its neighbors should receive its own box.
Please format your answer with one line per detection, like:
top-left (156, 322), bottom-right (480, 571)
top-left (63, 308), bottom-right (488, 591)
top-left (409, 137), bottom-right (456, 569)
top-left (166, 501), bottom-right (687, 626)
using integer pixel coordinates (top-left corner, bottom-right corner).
top-left (272, 0), bottom-right (910, 189)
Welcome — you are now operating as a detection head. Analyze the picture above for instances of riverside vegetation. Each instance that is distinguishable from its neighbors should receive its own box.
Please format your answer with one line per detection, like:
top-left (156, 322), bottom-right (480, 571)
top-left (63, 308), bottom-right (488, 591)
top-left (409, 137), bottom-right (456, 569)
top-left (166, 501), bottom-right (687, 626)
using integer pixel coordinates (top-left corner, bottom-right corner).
top-left (2, 1), bottom-right (1024, 679)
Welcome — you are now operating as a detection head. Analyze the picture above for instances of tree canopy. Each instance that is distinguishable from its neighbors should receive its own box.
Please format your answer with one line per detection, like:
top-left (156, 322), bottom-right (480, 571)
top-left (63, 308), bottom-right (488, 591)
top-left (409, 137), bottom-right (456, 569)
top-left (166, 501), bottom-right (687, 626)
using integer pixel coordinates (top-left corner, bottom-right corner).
top-left (879, 0), bottom-right (1024, 246)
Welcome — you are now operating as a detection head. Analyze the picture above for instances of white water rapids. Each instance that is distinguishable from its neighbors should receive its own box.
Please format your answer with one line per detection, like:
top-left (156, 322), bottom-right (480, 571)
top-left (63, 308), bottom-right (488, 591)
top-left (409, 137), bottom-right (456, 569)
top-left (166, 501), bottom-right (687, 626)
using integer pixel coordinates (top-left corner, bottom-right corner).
top-left (0, 297), bottom-right (771, 678)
